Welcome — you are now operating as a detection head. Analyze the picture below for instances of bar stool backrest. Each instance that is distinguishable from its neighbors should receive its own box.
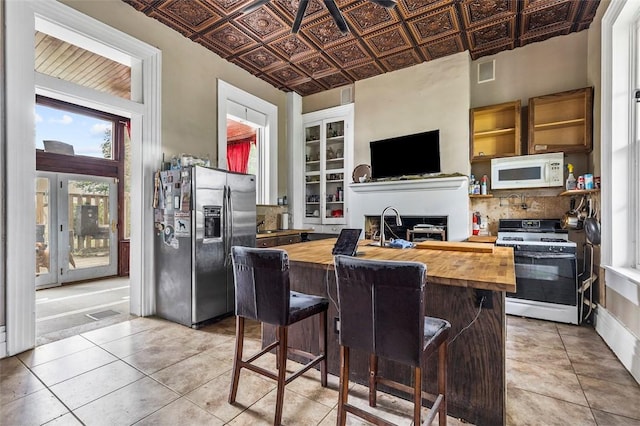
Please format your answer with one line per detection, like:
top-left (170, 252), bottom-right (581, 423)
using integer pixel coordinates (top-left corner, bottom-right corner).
top-left (334, 255), bottom-right (426, 367)
top-left (231, 246), bottom-right (290, 326)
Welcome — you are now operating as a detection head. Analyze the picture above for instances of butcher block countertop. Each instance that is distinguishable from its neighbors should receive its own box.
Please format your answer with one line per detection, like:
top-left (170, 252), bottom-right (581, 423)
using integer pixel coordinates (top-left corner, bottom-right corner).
top-left (278, 238), bottom-right (516, 292)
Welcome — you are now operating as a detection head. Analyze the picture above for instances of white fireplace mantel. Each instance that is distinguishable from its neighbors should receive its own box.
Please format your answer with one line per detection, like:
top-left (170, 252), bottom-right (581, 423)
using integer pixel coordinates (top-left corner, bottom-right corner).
top-left (347, 176), bottom-right (470, 241)
top-left (349, 176), bottom-right (466, 193)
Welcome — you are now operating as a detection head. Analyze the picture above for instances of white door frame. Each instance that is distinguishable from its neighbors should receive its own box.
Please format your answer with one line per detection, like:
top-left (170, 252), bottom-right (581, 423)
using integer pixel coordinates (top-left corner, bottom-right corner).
top-left (217, 80), bottom-right (278, 204)
top-left (4, 0), bottom-right (161, 356)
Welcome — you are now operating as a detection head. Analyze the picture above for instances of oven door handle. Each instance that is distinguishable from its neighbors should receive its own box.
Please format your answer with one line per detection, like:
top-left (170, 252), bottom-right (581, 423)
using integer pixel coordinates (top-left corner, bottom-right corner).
top-left (516, 252), bottom-right (576, 260)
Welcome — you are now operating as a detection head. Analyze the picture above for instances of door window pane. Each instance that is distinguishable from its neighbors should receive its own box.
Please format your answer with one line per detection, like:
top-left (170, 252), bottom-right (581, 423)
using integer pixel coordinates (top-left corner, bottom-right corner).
top-left (35, 177), bottom-right (51, 276)
top-left (69, 179), bottom-right (112, 269)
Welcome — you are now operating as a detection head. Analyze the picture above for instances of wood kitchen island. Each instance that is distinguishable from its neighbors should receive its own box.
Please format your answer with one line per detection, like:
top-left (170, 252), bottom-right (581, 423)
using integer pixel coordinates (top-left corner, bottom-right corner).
top-left (263, 238), bottom-right (515, 426)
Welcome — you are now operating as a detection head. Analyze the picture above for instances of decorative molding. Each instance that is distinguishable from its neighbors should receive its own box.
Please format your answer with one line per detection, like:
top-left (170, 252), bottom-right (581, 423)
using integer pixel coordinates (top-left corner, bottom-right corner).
top-left (349, 176), bottom-right (467, 193)
top-left (595, 306), bottom-right (640, 384)
top-left (604, 266), bottom-right (640, 307)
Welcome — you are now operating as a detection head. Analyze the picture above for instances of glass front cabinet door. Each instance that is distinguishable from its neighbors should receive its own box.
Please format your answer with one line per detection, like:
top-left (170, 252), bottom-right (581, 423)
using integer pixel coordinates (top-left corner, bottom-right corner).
top-left (301, 104), bottom-right (353, 231)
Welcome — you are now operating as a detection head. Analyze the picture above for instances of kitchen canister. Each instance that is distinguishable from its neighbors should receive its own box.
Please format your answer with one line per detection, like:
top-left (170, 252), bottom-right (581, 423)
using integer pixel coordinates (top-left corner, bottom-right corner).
top-left (584, 174), bottom-right (594, 190)
top-left (280, 213), bottom-right (289, 230)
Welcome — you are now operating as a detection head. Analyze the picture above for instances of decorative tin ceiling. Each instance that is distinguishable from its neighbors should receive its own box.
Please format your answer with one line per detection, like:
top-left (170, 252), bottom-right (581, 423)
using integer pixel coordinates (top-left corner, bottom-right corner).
top-left (122, 0), bottom-right (600, 96)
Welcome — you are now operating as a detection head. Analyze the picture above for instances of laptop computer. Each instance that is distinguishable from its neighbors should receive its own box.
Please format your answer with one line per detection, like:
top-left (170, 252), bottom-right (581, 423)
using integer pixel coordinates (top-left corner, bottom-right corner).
top-left (332, 228), bottom-right (362, 256)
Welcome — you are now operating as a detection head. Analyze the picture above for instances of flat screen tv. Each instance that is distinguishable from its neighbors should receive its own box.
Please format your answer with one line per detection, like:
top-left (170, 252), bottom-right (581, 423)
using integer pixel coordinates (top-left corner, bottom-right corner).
top-left (369, 130), bottom-right (440, 180)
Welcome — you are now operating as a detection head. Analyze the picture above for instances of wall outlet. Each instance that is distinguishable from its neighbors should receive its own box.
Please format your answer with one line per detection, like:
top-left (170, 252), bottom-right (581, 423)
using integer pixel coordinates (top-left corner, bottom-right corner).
top-left (474, 289), bottom-right (493, 308)
top-left (334, 317), bottom-right (340, 333)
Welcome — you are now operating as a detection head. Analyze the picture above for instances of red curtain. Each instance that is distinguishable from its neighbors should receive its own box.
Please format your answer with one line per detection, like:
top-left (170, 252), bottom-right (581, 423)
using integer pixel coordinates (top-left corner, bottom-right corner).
top-left (227, 138), bottom-right (253, 173)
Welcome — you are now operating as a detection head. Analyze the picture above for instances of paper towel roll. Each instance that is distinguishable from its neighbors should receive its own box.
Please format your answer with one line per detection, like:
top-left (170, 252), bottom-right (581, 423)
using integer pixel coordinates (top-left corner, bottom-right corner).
top-left (280, 213), bottom-right (289, 230)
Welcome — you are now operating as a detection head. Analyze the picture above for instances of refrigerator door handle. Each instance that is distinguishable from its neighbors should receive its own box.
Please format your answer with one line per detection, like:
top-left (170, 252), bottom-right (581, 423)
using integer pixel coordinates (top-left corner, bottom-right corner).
top-left (224, 184), bottom-right (232, 267)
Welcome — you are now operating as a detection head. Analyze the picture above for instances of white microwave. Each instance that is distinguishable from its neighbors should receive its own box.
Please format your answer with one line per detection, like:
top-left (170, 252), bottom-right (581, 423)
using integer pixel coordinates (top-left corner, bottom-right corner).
top-left (491, 153), bottom-right (564, 189)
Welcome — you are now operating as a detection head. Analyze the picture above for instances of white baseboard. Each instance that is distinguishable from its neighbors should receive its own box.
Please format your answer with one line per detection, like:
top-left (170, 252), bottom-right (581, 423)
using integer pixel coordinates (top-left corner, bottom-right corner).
top-left (595, 306), bottom-right (640, 384)
top-left (0, 326), bottom-right (6, 359)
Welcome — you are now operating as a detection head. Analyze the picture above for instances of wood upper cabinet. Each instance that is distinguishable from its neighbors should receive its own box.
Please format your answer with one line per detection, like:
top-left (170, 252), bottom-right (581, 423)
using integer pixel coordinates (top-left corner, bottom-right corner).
top-left (528, 87), bottom-right (593, 154)
top-left (469, 100), bottom-right (521, 162)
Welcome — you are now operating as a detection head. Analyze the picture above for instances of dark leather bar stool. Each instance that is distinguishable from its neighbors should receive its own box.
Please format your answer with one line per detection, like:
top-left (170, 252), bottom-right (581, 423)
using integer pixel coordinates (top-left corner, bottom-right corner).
top-left (334, 255), bottom-right (451, 426)
top-left (229, 246), bottom-right (329, 426)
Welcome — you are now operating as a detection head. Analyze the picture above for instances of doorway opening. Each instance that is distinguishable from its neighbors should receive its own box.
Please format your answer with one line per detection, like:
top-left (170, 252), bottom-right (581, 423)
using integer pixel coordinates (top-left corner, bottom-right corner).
top-left (35, 96), bottom-right (132, 343)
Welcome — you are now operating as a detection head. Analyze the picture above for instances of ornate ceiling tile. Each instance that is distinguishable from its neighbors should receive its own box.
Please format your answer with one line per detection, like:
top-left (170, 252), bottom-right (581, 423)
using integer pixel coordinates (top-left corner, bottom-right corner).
top-left (469, 40), bottom-right (514, 59)
top-left (235, 7), bottom-right (289, 41)
top-left (122, 0), bottom-right (149, 12)
top-left (397, 0), bottom-right (454, 19)
top-left (363, 25), bottom-right (412, 57)
top-left (407, 6), bottom-right (460, 45)
top-left (290, 79), bottom-right (326, 96)
top-left (460, 0), bottom-right (516, 28)
top-left (303, 16), bottom-right (355, 49)
top-left (379, 49), bottom-right (422, 72)
top-left (158, 0), bottom-right (222, 32)
top-left (269, 33), bottom-right (316, 61)
top-left (272, 0), bottom-right (325, 21)
top-left (521, 1), bottom-right (579, 36)
top-left (326, 39), bottom-right (371, 69)
top-left (148, 10), bottom-right (196, 39)
top-left (466, 15), bottom-right (515, 50)
top-left (317, 71), bottom-right (353, 89)
top-left (346, 61), bottom-right (384, 80)
top-left (122, 0), bottom-right (601, 94)
top-left (266, 64), bottom-right (310, 86)
top-left (208, 0), bottom-right (253, 14)
top-left (342, 1), bottom-right (399, 36)
top-left (257, 72), bottom-right (285, 90)
top-left (238, 46), bottom-right (286, 71)
top-left (297, 54), bottom-right (339, 78)
top-left (421, 34), bottom-right (464, 60)
top-left (228, 56), bottom-right (261, 75)
top-left (199, 22), bottom-right (257, 55)
top-left (576, 0), bottom-right (600, 24)
top-left (519, 25), bottom-right (571, 47)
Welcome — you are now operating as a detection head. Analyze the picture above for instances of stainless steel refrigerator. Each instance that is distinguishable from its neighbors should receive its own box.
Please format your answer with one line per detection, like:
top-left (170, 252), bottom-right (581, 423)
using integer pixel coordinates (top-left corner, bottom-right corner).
top-left (154, 165), bottom-right (256, 327)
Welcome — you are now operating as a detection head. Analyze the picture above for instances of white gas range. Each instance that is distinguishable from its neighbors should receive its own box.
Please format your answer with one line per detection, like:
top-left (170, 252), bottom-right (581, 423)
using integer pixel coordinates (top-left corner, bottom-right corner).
top-left (496, 219), bottom-right (579, 324)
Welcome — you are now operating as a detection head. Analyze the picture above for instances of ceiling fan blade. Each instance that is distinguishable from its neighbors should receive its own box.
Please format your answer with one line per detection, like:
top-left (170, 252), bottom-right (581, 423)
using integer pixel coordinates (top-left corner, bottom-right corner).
top-left (324, 0), bottom-right (349, 34)
top-left (292, 0), bottom-right (309, 34)
top-left (369, 0), bottom-right (397, 8)
top-left (241, 0), bottom-right (271, 14)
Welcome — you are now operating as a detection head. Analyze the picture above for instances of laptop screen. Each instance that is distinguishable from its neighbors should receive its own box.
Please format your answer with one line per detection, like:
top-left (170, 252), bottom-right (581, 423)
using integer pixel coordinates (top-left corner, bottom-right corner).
top-left (332, 228), bottom-right (362, 256)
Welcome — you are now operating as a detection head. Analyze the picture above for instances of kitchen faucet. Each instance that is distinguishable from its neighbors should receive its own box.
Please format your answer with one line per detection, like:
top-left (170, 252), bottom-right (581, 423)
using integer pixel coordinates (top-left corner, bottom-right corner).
top-left (256, 219), bottom-right (265, 233)
top-left (380, 206), bottom-right (402, 247)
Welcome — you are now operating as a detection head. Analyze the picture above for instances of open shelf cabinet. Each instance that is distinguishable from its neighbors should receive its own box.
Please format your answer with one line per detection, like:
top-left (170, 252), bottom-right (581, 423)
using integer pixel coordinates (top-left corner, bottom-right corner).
top-left (528, 87), bottom-right (593, 154)
top-left (469, 100), bottom-right (521, 162)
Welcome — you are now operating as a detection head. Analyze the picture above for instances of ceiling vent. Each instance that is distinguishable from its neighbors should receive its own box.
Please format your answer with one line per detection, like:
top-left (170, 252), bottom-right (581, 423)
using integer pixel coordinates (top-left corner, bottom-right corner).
top-left (478, 60), bottom-right (495, 84)
top-left (341, 86), bottom-right (353, 105)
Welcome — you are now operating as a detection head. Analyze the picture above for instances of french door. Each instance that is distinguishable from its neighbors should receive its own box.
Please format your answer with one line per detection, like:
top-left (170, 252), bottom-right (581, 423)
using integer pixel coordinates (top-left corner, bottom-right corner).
top-left (36, 172), bottom-right (118, 288)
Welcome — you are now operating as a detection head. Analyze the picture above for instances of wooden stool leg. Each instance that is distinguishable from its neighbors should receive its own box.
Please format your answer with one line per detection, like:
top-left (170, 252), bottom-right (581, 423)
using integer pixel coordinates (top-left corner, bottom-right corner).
top-left (414, 366), bottom-right (422, 426)
top-left (438, 342), bottom-right (448, 426)
top-left (320, 310), bottom-right (327, 387)
top-left (274, 325), bottom-right (288, 426)
top-left (228, 316), bottom-right (245, 404)
top-left (337, 345), bottom-right (350, 426)
top-left (369, 354), bottom-right (378, 407)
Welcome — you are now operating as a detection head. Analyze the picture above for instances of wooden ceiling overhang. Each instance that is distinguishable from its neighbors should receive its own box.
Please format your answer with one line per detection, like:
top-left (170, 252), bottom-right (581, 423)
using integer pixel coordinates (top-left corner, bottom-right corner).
top-left (123, 0), bottom-right (600, 96)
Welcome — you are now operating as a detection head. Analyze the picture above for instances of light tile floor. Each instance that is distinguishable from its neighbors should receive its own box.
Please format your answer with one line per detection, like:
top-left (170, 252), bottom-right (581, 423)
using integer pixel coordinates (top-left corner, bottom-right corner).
top-left (2, 315), bottom-right (639, 425)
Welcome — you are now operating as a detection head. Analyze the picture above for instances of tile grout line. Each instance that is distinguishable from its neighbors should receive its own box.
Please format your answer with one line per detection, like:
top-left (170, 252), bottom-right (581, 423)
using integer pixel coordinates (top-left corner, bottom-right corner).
top-left (17, 355), bottom-right (87, 425)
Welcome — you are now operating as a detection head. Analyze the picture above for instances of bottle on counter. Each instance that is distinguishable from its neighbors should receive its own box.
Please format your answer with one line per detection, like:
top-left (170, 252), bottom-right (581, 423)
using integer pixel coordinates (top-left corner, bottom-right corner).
top-left (566, 163), bottom-right (577, 190)
top-left (480, 175), bottom-right (488, 195)
top-left (469, 174), bottom-right (475, 194)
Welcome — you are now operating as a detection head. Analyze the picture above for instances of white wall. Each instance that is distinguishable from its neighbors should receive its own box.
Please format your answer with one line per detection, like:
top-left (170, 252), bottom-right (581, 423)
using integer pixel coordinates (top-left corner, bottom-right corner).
top-left (470, 31), bottom-right (589, 108)
top-left (354, 52), bottom-right (471, 176)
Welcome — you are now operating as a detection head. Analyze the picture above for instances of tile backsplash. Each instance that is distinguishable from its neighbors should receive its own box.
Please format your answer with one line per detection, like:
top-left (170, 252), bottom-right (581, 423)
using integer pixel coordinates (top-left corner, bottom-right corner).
top-left (256, 204), bottom-right (288, 231)
top-left (470, 193), bottom-right (572, 236)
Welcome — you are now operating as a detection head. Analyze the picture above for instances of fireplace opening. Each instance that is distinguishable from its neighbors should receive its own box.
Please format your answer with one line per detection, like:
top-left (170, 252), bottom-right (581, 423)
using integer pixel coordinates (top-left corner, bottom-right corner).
top-left (364, 215), bottom-right (448, 242)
